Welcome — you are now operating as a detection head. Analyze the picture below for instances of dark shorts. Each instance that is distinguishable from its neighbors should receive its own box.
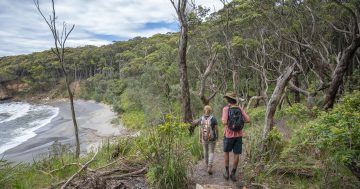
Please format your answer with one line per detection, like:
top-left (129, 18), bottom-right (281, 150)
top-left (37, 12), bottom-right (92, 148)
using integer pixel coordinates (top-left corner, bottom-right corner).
top-left (223, 137), bottom-right (242, 154)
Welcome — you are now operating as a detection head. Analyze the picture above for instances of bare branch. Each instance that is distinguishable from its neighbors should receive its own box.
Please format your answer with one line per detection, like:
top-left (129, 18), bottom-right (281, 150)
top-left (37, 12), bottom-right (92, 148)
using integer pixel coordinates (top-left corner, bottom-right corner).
top-left (60, 151), bottom-right (98, 189)
top-left (333, 0), bottom-right (359, 36)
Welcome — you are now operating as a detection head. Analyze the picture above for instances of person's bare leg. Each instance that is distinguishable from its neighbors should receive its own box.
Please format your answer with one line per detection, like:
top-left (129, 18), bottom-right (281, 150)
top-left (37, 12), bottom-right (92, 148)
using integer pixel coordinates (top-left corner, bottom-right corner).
top-left (224, 152), bottom-right (229, 167)
top-left (233, 154), bottom-right (240, 168)
top-left (224, 152), bottom-right (230, 179)
top-left (230, 154), bottom-right (240, 181)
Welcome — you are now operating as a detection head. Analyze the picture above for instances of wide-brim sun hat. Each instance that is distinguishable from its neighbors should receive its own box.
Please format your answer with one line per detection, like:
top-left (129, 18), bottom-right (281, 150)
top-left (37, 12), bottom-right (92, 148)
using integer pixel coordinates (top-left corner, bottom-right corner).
top-left (224, 92), bottom-right (237, 101)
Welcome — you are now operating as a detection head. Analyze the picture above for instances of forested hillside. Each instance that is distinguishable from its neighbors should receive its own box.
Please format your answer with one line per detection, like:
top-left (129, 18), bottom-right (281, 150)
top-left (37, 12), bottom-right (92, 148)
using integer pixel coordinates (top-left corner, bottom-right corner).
top-left (0, 0), bottom-right (359, 188)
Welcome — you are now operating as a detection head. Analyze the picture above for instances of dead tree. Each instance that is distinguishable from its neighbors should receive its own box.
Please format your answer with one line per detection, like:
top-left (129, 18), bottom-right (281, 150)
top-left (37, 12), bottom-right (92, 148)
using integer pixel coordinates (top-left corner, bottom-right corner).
top-left (34, 0), bottom-right (80, 158)
top-left (170, 0), bottom-right (193, 124)
top-left (323, 0), bottom-right (360, 110)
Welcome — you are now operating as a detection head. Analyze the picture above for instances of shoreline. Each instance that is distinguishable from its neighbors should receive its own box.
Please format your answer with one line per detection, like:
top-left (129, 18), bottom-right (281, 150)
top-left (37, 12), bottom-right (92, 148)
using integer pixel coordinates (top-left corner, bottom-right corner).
top-left (1, 99), bottom-right (128, 163)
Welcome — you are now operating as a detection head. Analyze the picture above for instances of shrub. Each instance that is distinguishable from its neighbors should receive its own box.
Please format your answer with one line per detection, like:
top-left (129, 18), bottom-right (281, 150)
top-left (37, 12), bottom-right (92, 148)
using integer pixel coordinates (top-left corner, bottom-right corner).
top-left (305, 91), bottom-right (360, 166)
top-left (247, 107), bottom-right (266, 123)
top-left (281, 91), bottom-right (360, 187)
top-left (120, 110), bottom-right (145, 129)
top-left (136, 115), bottom-right (194, 189)
top-left (277, 103), bottom-right (312, 122)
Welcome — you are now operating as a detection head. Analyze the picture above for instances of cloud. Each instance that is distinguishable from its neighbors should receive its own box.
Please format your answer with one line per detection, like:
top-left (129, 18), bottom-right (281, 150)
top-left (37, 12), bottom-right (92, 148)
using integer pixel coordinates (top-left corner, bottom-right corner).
top-left (0, 0), bottom-right (224, 57)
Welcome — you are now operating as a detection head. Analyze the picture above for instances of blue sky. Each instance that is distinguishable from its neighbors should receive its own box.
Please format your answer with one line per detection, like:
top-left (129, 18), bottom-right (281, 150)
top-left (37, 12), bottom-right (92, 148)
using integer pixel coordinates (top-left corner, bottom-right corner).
top-left (0, 0), bottom-right (223, 57)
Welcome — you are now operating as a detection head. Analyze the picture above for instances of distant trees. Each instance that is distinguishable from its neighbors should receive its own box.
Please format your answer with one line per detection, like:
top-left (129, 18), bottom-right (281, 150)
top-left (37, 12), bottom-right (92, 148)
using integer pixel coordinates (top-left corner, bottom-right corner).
top-left (0, 0), bottom-right (357, 146)
top-left (34, 0), bottom-right (80, 159)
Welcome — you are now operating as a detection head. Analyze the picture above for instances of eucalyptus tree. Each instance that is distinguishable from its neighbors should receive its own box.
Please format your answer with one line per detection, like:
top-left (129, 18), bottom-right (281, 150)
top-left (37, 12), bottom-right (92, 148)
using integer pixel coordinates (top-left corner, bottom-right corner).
top-left (34, 0), bottom-right (80, 158)
top-left (323, 0), bottom-right (360, 110)
top-left (169, 0), bottom-right (193, 124)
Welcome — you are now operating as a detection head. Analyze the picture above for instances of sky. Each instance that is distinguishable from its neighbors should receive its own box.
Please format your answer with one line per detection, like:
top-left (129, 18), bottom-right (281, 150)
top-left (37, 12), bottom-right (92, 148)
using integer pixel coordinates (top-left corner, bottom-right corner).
top-left (0, 0), bottom-right (224, 57)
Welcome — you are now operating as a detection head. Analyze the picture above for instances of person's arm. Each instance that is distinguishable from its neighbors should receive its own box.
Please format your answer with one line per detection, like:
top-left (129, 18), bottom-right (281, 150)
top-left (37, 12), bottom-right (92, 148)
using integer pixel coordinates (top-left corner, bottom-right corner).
top-left (221, 106), bottom-right (228, 125)
top-left (198, 117), bottom-right (202, 144)
top-left (192, 118), bottom-right (201, 127)
top-left (199, 125), bottom-right (202, 144)
top-left (239, 107), bottom-right (250, 123)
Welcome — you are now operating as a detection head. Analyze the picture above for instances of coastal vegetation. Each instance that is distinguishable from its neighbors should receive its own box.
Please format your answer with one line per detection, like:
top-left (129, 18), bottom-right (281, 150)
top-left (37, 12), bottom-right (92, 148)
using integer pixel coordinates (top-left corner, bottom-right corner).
top-left (0, 0), bottom-right (359, 188)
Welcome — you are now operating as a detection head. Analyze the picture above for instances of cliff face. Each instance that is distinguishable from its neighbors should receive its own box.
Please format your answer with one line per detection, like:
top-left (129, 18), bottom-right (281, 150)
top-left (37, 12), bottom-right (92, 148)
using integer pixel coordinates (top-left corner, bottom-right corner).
top-left (0, 84), bottom-right (9, 100)
top-left (0, 80), bottom-right (29, 100)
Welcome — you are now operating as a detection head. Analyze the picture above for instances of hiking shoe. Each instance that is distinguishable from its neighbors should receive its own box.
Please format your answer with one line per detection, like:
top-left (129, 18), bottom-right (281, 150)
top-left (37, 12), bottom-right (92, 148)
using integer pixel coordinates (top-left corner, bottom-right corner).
top-left (230, 172), bottom-right (237, 182)
top-left (207, 165), bottom-right (213, 175)
top-left (223, 171), bottom-right (229, 180)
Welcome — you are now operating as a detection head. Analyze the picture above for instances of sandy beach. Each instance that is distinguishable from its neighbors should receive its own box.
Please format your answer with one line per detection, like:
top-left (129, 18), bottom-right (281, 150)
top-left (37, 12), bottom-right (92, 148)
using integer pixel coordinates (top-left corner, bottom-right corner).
top-left (2, 99), bottom-right (126, 163)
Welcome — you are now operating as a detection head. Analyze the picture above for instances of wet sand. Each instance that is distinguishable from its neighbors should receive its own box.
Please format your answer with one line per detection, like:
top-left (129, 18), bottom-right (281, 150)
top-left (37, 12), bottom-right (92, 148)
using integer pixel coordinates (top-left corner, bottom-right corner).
top-left (2, 99), bottom-right (126, 163)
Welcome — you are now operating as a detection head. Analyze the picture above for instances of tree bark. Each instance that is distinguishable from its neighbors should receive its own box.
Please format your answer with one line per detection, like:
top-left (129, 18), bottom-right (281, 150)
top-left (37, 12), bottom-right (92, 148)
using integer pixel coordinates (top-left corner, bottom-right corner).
top-left (254, 75), bottom-right (262, 107)
top-left (170, 0), bottom-right (193, 124)
top-left (323, 38), bottom-right (360, 109)
top-left (35, 0), bottom-right (80, 158)
top-left (62, 64), bottom-right (80, 159)
top-left (323, 0), bottom-right (360, 110)
top-left (293, 76), bottom-right (301, 103)
top-left (198, 48), bottom-right (218, 106)
top-left (263, 65), bottom-right (295, 140)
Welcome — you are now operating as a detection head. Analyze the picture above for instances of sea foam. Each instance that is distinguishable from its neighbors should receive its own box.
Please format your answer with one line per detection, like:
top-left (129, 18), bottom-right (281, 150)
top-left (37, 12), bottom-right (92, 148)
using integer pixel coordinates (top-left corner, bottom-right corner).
top-left (0, 102), bottom-right (59, 155)
top-left (0, 102), bottom-right (31, 124)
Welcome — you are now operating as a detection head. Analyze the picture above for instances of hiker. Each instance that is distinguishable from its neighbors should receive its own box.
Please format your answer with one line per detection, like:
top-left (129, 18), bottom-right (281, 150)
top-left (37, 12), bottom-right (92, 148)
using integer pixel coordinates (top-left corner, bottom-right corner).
top-left (197, 105), bottom-right (219, 175)
top-left (222, 92), bottom-right (250, 181)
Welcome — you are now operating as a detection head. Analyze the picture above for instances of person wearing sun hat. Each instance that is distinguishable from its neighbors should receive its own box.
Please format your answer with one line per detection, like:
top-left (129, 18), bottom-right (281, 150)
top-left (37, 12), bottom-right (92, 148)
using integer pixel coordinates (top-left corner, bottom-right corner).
top-left (221, 92), bottom-right (250, 181)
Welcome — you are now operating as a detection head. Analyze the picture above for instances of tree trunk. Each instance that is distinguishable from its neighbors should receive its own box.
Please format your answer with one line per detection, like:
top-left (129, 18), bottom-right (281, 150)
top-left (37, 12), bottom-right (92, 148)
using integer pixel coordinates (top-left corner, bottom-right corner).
top-left (232, 69), bottom-right (238, 94)
top-left (198, 48), bottom-right (218, 106)
top-left (34, 0), bottom-right (80, 159)
top-left (323, 38), bottom-right (360, 110)
top-left (170, 0), bottom-right (193, 124)
top-left (178, 20), bottom-right (192, 124)
top-left (263, 65), bottom-right (294, 140)
top-left (323, 1), bottom-right (360, 110)
top-left (63, 66), bottom-right (80, 159)
top-left (254, 75), bottom-right (262, 107)
top-left (293, 76), bottom-right (301, 103)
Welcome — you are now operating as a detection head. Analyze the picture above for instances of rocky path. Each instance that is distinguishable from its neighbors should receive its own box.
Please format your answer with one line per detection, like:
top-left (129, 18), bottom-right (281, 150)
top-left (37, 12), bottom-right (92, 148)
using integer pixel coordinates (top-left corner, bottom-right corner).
top-left (191, 141), bottom-right (247, 189)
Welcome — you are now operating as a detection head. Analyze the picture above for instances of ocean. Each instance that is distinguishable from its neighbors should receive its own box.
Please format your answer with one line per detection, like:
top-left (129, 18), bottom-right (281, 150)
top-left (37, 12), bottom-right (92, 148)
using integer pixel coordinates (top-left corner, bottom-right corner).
top-left (0, 102), bottom-right (59, 155)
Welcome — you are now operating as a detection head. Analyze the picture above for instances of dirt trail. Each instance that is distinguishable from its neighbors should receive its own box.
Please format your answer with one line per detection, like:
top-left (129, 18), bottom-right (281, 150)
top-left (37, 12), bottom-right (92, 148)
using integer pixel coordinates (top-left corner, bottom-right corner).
top-left (191, 141), bottom-right (246, 189)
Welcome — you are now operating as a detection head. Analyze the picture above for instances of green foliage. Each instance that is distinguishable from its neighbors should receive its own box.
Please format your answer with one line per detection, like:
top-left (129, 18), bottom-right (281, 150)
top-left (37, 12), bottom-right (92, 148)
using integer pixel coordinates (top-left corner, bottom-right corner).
top-left (136, 115), bottom-right (195, 189)
top-left (276, 103), bottom-right (315, 127)
top-left (307, 91), bottom-right (360, 166)
top-left (0, 159), bottom-right (18, 188)
top-left (247, 107), bottom-right (266, 123)
top-left (264, 127), bottom-right (285, 161)
top-left (120, 110), bottom-right (145, 129)
top-left (279, 91), bottom-right (360, 188)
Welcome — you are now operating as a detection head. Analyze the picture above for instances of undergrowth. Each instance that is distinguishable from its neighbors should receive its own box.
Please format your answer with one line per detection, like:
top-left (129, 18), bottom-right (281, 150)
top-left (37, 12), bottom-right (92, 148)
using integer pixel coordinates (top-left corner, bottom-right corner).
top-left (240, 91), bottom-right (360, 188)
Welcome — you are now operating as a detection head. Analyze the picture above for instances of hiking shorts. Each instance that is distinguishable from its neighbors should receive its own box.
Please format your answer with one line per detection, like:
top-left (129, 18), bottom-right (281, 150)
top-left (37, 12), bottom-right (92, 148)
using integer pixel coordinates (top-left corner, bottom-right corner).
top-left (223, 137), bottom-right (242, 154)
